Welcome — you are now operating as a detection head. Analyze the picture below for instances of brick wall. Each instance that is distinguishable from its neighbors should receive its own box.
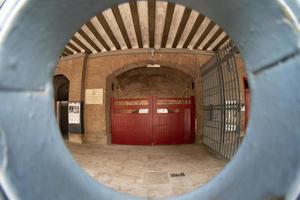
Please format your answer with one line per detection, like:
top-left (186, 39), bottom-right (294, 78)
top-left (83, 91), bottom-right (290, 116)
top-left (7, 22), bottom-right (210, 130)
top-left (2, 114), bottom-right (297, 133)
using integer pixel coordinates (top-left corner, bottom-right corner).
top-left (113, 66), bottom-right (194, 98)
top-left (55, 49), bottom-right (246, 144)
top-left (55, 53), bottom-right (87, 143)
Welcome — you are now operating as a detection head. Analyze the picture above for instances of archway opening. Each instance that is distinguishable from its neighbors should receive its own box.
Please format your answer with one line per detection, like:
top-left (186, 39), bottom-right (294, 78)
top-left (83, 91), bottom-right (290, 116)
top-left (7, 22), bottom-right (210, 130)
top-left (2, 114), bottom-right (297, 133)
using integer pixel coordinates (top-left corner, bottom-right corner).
top-left (1, 0), bottom-right (299, 199)
top-left (53, 74), bottom-right (70, 139)
top-left (106, 65), bottom-right (196, 145)
top-left (2, 0), bottom-right (298, 199)
top-left (52, 1), bottom-right (250, 198)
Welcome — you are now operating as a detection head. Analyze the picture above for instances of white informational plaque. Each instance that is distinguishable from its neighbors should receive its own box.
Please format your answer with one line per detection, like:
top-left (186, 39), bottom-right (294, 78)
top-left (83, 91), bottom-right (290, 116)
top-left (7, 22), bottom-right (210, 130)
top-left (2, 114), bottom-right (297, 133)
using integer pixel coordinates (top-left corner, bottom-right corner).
top-left (157, 109), bottom-right (168, 113)
top-left (139, 109), bottom-right (149, 114)
top-left (85, 88), bottom-right (104, 105)
top-left (68, 102), bottom-right (81, 124)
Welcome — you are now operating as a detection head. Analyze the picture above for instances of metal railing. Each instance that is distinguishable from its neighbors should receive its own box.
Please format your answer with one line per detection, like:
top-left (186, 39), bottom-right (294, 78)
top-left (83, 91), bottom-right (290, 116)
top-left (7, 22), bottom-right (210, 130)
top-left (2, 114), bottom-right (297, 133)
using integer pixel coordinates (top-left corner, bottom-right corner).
top-left (202, 41), bottom-right (241, 159)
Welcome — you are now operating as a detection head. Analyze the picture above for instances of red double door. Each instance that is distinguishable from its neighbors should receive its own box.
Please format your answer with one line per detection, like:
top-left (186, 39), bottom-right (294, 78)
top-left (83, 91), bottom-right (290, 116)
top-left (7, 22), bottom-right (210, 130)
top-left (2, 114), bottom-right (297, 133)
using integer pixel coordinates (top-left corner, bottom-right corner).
top-left (111, 96), bottom-right (195, 145)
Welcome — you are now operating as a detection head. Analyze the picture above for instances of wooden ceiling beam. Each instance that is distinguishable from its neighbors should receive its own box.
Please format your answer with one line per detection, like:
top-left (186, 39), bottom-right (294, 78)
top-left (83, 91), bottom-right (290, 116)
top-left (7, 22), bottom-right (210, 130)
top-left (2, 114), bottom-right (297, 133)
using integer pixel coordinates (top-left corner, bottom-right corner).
top-left (78, 29), bottom-right (101, 52)
top-left (172, 8), bottom-right (192, 48)
top-left (71, 36), bottom-right (92, 54)
top-left (161, 2), bottom-right (175, 48)
top-left (182, 14), bottom-right (205, 48)
top-left (148, 0), bottom-right (156, 48)
top-left (62, 52), bottom-right (68, 57)
top-left (86, 21), bottom-right (111, 51)
top-left (213, 35), bottom-right (230, 50)
top-left (63, 2), bottom-right (227, 53)
top-left (67, 42), bottom-right (81, 53)
top-left (97, 13), bottom-right (121, 50)
top-left (202, 27), bottom-right (224, 50)
top-left (112, 5), bottom-right (132, 49)
top-left (64, 48), bottom-right (73, 55)
top-left (129, 0), bottom-right (143, 48)
top-left (193, 21), bottom-right (215, 49)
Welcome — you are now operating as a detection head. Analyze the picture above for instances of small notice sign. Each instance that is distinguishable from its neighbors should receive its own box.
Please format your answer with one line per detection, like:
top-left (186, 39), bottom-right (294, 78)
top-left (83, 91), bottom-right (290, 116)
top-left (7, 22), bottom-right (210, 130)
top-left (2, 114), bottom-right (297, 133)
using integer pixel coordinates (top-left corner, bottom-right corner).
top-left (85, 88), bottom-right (104, 105)
top-left (68, 102), bottom-right (81, 124)
top-left (139, 109), bottom-right (149, 114)
top-left (157, 109), bottom-right (168, 114)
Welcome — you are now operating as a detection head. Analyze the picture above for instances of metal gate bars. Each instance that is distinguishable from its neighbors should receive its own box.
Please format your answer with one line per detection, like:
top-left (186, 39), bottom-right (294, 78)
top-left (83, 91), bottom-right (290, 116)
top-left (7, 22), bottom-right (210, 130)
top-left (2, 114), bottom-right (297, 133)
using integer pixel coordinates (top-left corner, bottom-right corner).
top-left (201, 41), bottom-right (241, 159)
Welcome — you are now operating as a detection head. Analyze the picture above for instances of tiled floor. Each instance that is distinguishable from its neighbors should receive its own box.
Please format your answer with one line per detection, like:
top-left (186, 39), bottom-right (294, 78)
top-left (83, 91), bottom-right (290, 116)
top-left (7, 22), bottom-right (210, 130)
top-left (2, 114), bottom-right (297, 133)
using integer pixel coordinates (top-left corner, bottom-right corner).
top-left (67, 143), bottom-right (227, 199)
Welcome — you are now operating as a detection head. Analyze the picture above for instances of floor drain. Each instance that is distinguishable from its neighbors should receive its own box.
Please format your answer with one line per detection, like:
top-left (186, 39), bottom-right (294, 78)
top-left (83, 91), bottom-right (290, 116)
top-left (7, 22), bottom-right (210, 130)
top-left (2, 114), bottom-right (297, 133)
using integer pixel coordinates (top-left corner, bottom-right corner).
top-left (170, 172), bottom-right (185, 177)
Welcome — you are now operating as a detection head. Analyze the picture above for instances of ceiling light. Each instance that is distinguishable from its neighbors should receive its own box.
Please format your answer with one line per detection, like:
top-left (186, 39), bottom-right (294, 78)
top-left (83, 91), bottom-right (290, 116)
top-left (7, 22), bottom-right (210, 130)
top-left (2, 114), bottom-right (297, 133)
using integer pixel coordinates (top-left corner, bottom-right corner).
top-left (147, 64), bottom-right (160, 68)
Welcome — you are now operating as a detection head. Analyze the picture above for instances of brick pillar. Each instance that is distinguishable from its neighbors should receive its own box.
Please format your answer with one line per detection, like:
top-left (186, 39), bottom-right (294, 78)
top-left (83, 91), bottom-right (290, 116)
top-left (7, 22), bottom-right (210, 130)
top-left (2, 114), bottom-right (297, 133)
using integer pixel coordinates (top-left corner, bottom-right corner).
top-left (55, 53), bottom-right (87, 144)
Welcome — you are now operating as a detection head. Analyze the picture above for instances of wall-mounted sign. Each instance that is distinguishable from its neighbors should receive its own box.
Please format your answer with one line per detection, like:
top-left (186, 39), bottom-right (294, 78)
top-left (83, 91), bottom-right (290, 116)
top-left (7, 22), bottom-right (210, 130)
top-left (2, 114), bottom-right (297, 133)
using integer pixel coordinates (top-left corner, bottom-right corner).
top-left (139, 109), bottom-right (149, 114)
top-left (157, 108), bottom-right (168, 113)
top-left (68, 102), bottom-right (81, 124)
top-left (85, 88), bottom-right (104, 105)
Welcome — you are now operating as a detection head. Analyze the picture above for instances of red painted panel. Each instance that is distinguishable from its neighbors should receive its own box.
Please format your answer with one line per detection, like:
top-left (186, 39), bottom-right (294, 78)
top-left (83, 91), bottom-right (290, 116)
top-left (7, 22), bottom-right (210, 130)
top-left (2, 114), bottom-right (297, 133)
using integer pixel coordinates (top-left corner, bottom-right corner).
top-left (243, 77), bottom-right (250, 127)
top-left (111, 97), bottom-right (152, 145)
top-left (245, 89), bottom-right (250, 127)
top-left (111, 96), bottom-right (195, 145)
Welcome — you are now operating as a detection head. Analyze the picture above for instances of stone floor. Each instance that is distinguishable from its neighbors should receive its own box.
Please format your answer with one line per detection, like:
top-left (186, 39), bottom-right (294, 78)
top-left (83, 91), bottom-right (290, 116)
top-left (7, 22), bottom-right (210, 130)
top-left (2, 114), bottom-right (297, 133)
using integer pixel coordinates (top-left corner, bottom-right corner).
top-left (67, 143), bottom-right (227, 199)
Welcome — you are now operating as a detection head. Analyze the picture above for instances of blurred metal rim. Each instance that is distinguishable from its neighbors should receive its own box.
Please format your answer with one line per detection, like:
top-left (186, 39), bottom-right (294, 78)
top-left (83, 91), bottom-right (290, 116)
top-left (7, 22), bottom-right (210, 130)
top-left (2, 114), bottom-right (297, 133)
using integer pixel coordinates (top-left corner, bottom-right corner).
top-left (0, 0), bottom-right (299, 200)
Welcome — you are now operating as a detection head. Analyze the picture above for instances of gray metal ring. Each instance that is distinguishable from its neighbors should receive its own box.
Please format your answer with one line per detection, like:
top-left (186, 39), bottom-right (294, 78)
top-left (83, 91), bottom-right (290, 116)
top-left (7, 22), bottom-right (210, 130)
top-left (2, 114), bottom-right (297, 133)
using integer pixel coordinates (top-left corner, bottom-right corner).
top-left (0, 0), bottom-right (300, 199)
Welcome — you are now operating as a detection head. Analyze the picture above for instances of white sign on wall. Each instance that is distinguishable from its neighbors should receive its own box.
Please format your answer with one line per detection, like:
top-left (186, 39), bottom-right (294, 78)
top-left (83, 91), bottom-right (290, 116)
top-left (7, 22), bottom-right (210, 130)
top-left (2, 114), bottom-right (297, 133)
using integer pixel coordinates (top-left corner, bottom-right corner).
top-left (68, 102), bottom-right (81, 124)
top-left (139, 109), bottom-right (149, 114)
top-left (85, 88), bottom-right (104, 105)
top-left (157, 109), bottom-right (168, 113)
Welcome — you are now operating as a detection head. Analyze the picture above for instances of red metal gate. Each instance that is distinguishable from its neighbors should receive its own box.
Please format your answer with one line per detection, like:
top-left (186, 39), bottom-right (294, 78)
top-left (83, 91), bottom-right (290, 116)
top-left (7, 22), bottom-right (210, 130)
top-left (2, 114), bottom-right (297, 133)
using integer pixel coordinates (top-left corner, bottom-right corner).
top-left (243, 77), bottom-right (250, 127)
top-left (111, 96), bottom-right (195, 145)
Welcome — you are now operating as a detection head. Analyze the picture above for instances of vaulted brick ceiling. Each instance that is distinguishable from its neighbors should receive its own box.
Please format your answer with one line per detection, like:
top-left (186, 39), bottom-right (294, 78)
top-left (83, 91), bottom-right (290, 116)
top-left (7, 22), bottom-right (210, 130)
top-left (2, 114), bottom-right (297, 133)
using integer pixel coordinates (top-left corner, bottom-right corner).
top-left (62, 0), bottom-right (230, 57)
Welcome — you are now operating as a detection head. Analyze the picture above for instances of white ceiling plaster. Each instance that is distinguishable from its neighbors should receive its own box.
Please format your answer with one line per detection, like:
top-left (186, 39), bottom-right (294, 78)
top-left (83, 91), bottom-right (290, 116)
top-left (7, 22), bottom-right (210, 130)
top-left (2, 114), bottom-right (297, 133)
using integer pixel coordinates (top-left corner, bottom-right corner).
top-left (154, 1), bottom-right (168, 49)
top-left (119, 3), bottom-right (139, 49)
top-left (74, 32), bottom-right (96, 53)
top-left (69, 40), bottom-right (84, 52)
top-left (176, 10), bottom-right (199, 48)
top-left (198, 25), bottom-right (220, 49)
top-left (209, 32), bottom-right (227, 50)
top-left (103, 9), bottom-right (127, 49)
top-left (166, 4), bottom-right (185, 48)
top-left (65, 45), bottom-right (76, 53)
top-left (82, 24), bottom-right (106, 51)
top-left (91, 16), bottom-right (116, 51)
top-left (188, 17), bottom-right (211, 49)
top-left (137, 1), bottom-right (149, 48)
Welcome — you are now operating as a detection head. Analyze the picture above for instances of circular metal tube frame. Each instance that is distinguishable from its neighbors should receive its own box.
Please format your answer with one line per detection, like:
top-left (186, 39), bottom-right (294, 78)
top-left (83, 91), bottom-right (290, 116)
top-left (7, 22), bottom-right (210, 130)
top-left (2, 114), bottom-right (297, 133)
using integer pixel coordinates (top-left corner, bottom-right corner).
top-left (0, 0), bottom-right (300, 199)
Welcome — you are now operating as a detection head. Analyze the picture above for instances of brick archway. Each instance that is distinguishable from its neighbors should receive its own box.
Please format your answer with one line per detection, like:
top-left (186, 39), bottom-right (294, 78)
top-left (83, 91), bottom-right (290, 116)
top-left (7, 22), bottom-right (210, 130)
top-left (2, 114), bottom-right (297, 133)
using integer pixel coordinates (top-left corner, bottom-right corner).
top-left (105, 61), bottom-right (203, 144)
top-left (53, 74), bottom-right (70, 101)
top-left (2, 0), bottom-right (299, 199)
top-left (109, 60), bottom-right (197, 79)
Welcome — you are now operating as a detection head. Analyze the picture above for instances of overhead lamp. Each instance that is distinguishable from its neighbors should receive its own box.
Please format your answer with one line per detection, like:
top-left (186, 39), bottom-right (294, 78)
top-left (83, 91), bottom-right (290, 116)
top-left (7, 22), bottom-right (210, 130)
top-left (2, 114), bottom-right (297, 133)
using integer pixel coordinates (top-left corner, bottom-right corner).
top-left (147, 64), bottom-right (160, 68)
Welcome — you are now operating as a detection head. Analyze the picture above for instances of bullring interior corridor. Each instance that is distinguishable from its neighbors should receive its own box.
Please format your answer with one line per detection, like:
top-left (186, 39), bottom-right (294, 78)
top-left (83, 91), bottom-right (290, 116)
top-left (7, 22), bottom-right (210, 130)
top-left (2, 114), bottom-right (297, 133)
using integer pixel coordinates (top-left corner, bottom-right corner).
top-left (53, 1), bottom-right (250, 199)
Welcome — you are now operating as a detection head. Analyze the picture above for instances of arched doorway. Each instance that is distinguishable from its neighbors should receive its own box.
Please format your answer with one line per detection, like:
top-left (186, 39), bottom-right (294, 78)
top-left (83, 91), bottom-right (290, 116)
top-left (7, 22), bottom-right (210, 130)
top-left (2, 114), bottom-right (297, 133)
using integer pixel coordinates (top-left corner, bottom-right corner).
top-left (107, 65), bottom-right (197, 145)
top-left (53, 75), bottom-right (70, 139)
top-left (1, 0), bottom-right (299, 199)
